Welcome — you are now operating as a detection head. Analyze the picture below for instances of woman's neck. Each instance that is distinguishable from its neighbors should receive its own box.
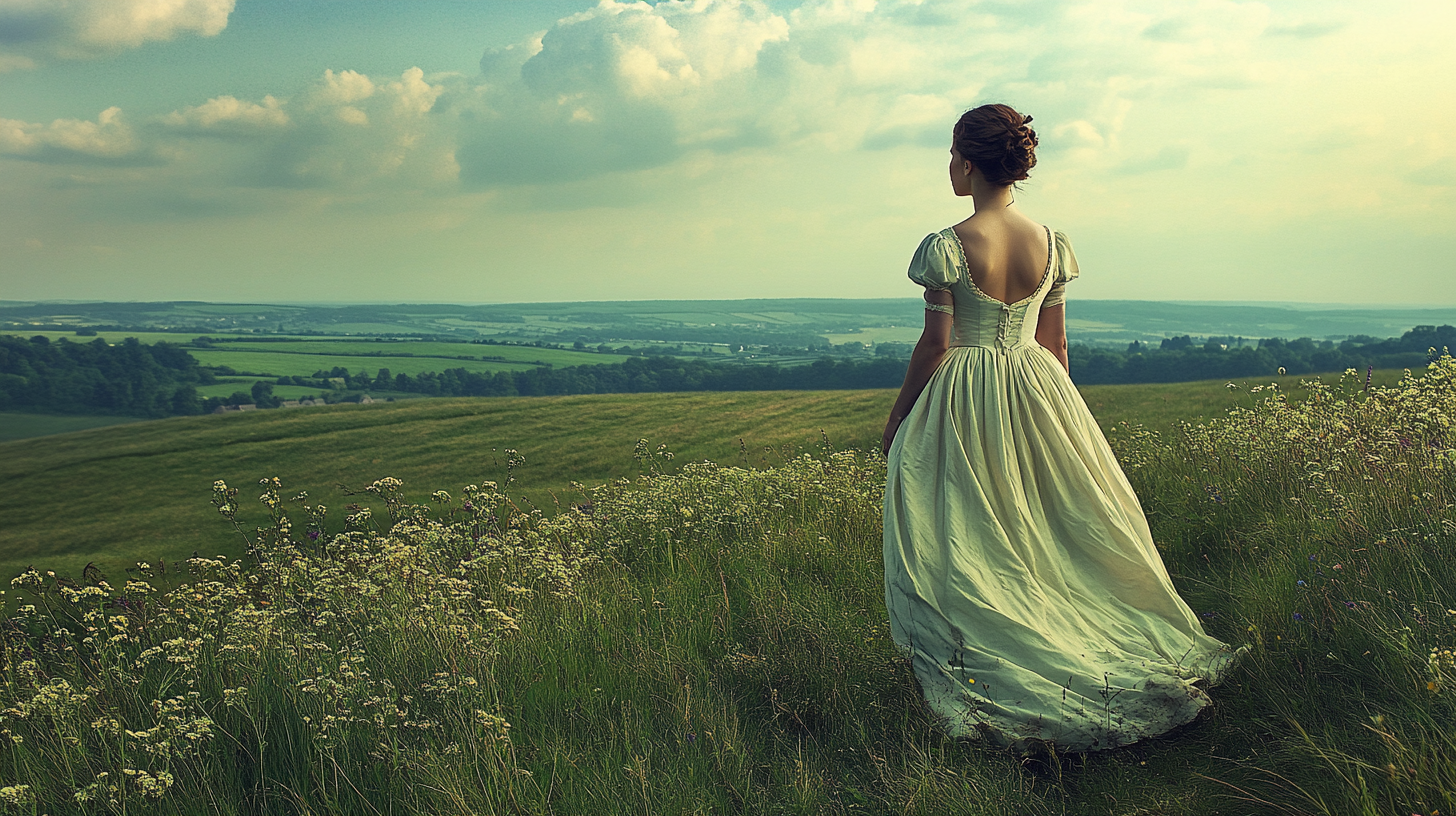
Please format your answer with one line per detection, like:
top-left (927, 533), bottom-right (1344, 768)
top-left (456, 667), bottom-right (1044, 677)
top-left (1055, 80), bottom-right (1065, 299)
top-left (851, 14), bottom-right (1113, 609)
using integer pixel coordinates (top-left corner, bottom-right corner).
top-left (970, 179), bottom-right (1015, 213)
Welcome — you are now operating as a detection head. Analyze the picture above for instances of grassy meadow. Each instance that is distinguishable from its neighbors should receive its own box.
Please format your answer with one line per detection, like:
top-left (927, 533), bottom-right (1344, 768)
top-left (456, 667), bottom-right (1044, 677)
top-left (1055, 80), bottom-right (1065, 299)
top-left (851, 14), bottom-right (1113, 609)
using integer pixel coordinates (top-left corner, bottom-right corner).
top-left (0, 369), bottom-right (1407, 587)
top-left (1, 362), bottom-right (1450, 815)
top-left (0, 413), bottom-right (144, 443)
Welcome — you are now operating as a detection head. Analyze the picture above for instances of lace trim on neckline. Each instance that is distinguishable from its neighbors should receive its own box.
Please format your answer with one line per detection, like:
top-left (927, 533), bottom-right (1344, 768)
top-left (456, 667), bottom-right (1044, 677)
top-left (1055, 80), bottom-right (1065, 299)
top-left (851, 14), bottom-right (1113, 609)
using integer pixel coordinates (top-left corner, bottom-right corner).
top-left (941, 225), bottom-right (1054, 308)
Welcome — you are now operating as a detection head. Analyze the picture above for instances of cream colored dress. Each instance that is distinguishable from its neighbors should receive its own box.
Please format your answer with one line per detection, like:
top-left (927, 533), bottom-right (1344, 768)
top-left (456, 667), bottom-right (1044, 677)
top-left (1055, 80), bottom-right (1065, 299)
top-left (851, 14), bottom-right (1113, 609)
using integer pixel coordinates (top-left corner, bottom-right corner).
top-left (883, 225), bottom-right (1246, 754)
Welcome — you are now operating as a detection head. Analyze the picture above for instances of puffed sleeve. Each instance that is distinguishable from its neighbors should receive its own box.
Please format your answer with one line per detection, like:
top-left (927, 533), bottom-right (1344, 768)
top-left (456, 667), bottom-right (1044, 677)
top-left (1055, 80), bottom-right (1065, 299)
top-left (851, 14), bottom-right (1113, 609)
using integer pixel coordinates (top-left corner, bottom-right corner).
top-left (906, 231), bottom-right (961, 290)
top-left (1040, 229), bottom-right (1081, 308)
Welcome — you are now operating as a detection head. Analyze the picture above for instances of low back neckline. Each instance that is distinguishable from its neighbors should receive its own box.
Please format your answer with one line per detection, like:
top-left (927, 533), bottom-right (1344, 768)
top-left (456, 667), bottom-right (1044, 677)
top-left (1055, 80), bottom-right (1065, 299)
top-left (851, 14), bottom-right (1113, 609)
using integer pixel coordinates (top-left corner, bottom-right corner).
top-left (942, 224), bottom-right (1054, 308)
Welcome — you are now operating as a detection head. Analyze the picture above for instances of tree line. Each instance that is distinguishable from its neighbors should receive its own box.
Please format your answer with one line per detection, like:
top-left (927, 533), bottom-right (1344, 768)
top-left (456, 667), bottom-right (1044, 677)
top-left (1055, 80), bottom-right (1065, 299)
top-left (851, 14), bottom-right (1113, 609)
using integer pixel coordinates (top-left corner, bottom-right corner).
top-left (1069, 325), bottom-right (1454, 385)
top-left (4, 324), bottom-right (1451, 418)
top-left (0, 335), bottom-right (208, 417)
top-left (295, 324), bottom-right (1454, 398)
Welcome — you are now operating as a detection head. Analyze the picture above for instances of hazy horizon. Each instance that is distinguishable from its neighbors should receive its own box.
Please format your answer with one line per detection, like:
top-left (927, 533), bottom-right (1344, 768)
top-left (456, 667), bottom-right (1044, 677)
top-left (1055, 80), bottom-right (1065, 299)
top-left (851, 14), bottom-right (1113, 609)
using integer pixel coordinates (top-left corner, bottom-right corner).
top-left (3, 0), bottom-right (1453, 305)
top-left (3, 296), bottom-right (1455, 311)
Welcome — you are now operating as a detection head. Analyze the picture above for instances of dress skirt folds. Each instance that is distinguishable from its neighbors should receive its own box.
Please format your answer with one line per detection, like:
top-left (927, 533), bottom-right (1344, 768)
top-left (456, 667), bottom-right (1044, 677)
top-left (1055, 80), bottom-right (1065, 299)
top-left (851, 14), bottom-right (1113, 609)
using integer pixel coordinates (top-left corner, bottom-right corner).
top-left (883, 226), bottom-right (1247, 754)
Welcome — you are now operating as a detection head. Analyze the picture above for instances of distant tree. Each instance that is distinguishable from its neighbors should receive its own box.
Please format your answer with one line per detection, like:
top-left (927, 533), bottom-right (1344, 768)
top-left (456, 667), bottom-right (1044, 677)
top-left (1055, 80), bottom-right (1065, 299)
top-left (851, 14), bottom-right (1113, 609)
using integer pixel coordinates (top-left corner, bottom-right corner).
top-left (250, 380), bottom-right (281, 409)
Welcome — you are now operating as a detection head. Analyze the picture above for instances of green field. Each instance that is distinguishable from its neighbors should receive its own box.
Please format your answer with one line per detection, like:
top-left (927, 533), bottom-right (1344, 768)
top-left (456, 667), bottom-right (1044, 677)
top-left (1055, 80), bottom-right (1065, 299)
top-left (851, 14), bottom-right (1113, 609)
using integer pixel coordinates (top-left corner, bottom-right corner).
top-left (0, 368), bottom-right (1404, 590)
top-left (209, 339), bottom-right (630, 365)
top-left (0, 412), bottom-right (144, 442)
top-left (0, 391), bottom-right (889, 586)
top-left (192, 381), bottom-right (327, 399)
top-left (187, 349), bottom-right (549, 377)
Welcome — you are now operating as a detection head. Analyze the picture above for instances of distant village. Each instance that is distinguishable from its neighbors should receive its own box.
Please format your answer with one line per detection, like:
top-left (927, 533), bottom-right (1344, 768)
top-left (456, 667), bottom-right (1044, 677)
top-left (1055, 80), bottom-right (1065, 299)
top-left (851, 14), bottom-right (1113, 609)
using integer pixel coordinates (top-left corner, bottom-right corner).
top-left (212, 395), bottom-right (378, 414)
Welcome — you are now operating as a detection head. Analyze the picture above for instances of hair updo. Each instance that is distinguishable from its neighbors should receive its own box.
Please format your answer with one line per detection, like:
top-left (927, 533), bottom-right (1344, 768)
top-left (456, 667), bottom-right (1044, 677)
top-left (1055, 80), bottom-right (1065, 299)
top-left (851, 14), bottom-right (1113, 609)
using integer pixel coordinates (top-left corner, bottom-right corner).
top-left (952, 103), bottom-right (1038, 187)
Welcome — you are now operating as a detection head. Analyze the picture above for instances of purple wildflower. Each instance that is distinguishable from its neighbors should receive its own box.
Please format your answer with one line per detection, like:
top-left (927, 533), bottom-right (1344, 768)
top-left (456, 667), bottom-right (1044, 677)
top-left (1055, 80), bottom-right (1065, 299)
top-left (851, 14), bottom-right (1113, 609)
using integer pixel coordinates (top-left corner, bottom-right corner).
top-left (1345, 601), bottom-right (1357, 609)
top-left (1293, 612), bottom-right (1304, 621)
top-left (1297, 580), bottom-right (1306, 586)
top-left (308, 531), bottom-right (320, 541)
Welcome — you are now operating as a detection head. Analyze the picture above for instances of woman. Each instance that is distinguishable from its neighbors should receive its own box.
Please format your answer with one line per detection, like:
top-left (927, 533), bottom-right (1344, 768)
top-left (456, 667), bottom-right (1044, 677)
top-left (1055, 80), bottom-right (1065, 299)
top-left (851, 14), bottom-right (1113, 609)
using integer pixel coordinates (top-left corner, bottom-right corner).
top-left (881, 103), bottom-right (1246, 755)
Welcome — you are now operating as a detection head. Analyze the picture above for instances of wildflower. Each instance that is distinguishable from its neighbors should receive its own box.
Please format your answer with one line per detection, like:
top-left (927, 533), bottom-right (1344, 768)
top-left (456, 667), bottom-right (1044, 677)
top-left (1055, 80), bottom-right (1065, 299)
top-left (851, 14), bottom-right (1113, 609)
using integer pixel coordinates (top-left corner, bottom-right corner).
top-left (1293, 612), bottom-right (1304, 620)
top-left (1297, 580), bottom-right (1306, 586)
top-left (1308, 554), bottom-right (1316, 561)
top-left (1346, 601), bottom-right (1357, 609)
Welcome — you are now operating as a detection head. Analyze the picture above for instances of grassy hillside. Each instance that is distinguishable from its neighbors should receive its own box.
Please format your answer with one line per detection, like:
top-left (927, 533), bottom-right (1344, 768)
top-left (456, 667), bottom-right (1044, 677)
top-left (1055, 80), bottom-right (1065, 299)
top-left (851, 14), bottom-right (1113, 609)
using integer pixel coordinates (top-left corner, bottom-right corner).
top-left (0, 391), bottom-right (889, 587)
top-left (0, 368), bottom-right (1409, 590)
top-left (0, 412), bottom-right (144, 443)
top-left (1, 360), bottom-right (1451, 814)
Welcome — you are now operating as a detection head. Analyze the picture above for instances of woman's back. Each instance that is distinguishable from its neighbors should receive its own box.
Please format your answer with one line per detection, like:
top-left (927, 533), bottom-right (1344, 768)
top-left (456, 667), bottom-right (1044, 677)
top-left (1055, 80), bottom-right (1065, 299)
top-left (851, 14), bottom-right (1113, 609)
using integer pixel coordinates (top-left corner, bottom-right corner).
top-left (949, 212), bottom-right (1051, 306)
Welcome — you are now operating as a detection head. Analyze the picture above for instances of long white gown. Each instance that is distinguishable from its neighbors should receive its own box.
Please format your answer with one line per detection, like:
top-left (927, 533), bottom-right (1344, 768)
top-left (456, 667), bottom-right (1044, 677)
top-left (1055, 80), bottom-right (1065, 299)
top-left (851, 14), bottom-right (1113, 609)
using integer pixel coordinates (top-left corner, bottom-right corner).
top-left (883, 225), bottom-right (1247, 754)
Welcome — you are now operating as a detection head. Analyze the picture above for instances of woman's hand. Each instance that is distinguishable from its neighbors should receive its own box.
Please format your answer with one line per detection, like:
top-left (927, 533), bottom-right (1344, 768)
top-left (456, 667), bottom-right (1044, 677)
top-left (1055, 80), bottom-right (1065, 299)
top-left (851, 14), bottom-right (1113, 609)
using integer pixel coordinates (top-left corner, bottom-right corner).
top-left (882, 414), bottom-right (903, 456)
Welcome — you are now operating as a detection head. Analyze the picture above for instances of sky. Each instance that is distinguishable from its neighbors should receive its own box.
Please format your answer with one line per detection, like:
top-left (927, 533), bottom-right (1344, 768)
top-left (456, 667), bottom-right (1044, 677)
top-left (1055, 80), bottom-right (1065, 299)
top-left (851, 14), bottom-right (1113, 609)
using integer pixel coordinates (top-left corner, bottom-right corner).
top-left (1, 0), bottom-right (1453, 306)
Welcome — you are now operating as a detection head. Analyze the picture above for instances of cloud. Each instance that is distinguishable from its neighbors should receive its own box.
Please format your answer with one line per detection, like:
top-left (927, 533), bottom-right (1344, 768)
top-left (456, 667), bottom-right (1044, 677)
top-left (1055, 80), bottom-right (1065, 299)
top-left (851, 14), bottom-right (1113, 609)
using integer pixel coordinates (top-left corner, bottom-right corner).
top-left (312, 69), bottom-right (376, 106)
top-left (459, 0), bottom-right (789, 185)
top-left (161, 95), bottom-right (290, 135)
top-left (0, 107), bottom-right (152, 164)
top-left (0, 0), bottom-right (234, 62)
top-left (9, 0), bottom-right (1453, 241)
top-left (4, 0), bottom-right (1316, 193)
top-left (219, 68), bottom-right (453, 189)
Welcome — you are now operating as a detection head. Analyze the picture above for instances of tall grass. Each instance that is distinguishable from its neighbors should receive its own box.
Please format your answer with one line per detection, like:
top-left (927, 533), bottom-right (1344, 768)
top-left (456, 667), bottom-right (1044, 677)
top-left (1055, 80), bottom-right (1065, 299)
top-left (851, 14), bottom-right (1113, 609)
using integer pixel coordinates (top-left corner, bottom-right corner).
top-left (1113, 354), bottom-right (1456, 816)
top-left (0, 357), bottom-right (1452, 814)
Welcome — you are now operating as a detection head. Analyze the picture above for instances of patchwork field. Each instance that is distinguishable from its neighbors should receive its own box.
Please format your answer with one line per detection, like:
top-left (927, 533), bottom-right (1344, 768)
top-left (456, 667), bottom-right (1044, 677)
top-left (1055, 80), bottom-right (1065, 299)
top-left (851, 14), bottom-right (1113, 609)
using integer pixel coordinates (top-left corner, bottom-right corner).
top-left (186, 349), bottom-right (549, 378)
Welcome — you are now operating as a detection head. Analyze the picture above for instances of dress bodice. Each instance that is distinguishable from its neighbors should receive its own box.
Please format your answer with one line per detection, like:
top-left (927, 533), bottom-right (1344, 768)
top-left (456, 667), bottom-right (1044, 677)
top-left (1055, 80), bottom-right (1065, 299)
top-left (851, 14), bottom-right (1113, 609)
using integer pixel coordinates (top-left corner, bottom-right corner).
top-left (907, 225), bottom-right (1079, 353)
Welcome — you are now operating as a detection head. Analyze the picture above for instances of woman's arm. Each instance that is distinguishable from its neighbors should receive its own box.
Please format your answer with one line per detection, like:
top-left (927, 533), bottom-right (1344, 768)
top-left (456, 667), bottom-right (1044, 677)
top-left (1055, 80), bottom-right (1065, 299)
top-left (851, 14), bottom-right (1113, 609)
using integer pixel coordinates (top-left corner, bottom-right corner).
top-left (882, 289), bottom-right (954, 455)
top-left (1034, 303), bottom-right (1069, 375)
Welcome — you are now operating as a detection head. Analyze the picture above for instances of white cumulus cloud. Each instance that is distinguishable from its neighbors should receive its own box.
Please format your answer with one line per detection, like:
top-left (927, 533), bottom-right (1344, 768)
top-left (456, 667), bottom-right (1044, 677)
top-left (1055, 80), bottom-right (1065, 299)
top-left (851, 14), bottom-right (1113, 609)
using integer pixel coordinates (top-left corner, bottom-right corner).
top-left (161, 95), bottom-right (290, 134)
top-left (0, 107), bottom-right (144, 162)
top-left (0, 0), bottom-right (234, 63)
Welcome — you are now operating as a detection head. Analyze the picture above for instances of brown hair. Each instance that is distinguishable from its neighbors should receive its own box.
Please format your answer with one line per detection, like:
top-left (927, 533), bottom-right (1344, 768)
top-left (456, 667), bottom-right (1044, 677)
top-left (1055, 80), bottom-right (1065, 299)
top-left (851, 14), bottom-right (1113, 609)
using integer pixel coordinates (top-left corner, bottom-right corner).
top-left (952, 103), bottom-right (1038, 187)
